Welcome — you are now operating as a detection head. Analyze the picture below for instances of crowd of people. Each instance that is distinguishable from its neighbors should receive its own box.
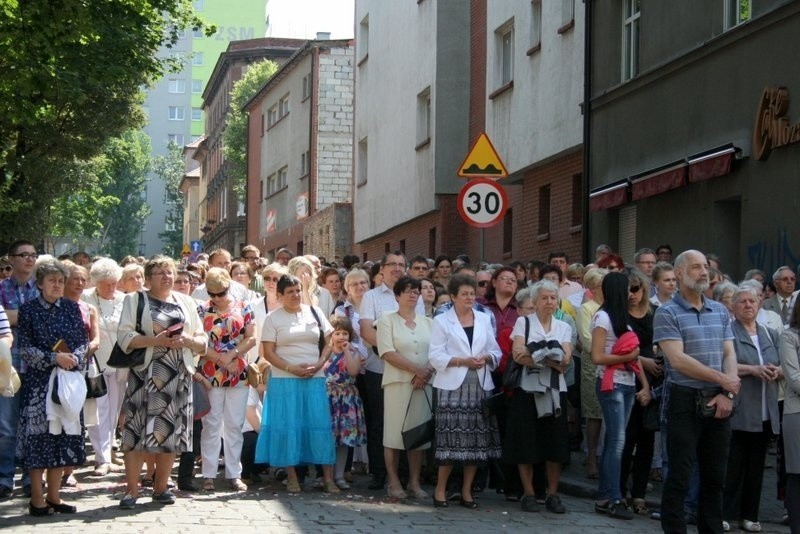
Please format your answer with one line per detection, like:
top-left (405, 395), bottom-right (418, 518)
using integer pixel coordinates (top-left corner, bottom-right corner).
top-left (0, 240), bottom-right (799, 533)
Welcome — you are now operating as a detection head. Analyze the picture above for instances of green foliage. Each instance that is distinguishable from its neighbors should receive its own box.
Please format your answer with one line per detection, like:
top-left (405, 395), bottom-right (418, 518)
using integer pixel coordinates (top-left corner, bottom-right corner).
top-left (223, 59), bottom-right (280, 200)
top-left (153, 143), bottom-right (186, 258)
top-left (0, 0), bottom-right (213, 243)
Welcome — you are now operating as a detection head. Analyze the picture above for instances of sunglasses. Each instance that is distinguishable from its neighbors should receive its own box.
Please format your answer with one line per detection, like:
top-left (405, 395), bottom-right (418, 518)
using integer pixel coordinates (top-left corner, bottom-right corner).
top-left (2, 266), bottom-right (11, 272)
top-left (478, 280), bottom-right (489, 287)
top-left (208, 289), bottom-right (229, 298)
top-left (629, 285), bottom-right (642, 293)
top-left (264, 276), bottom-right (280, 283)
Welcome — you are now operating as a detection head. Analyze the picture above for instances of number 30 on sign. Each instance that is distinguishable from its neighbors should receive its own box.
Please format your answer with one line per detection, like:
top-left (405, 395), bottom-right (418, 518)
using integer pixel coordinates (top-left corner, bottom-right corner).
top-left (456, 178), bottom-right (509, 228)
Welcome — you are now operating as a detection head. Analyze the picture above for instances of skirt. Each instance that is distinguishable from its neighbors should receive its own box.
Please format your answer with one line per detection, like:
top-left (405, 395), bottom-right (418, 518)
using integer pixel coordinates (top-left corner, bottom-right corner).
top-left (784, 412), bottom-right (800, 474)
top-left (504, 390), bottom-right (570, 465)
top-left (256, 376), bottom-right (335, 466)
top-left (383, 381), bottom-right (432, 450)
top-left (581, 354), bottom-right (602, 419)
top-left (434, 369), bottom-right (502, 463)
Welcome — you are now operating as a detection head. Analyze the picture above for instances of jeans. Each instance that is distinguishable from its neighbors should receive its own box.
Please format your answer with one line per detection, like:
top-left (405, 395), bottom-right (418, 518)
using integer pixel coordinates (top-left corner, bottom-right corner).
top-left (596, 380), bottom-right (636, 501)
top-left (661, 385), bottom-right (730, 534)
top-left (0, 391), bottom-right (20, 490)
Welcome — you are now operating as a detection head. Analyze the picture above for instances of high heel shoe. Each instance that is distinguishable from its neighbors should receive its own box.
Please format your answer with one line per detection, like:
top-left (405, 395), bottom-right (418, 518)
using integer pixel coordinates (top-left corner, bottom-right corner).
top-left (459, 498), bottom-right (478, 509)
top-left (432, 496), bottom-right (449, 508)
top-left (46, 498), bottom-right (77, 513)
top-left (28, 501), bottom-right (54, 516)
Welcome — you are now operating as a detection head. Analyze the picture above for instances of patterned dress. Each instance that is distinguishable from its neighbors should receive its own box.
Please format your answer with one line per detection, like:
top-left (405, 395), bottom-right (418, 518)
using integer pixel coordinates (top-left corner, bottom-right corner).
top-left (324, 351), bottom-right (367, 447)
top-left (121, 296), bottom-right (191, 454)
top-left (198, 300), bottom-right (254, 387)
top-left (16, 297), bottom-right (89, 470)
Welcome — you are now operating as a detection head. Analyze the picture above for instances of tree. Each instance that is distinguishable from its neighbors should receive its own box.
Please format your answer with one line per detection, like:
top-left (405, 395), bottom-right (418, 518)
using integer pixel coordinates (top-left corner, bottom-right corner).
top-left (0, 0), bottom-right (212, 243)
top-left (153, 142), bottom-right (186, 258)
top-left (223, 59), bottom-right (279, 200)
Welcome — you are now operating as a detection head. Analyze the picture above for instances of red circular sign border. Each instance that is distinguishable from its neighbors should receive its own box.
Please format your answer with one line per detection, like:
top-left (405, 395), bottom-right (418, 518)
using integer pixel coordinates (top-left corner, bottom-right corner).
top-left (456, 177), bottom-right (509, 229)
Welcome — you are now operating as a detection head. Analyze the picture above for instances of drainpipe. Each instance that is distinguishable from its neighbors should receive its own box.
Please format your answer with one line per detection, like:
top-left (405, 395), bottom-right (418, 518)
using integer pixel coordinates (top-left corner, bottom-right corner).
top-left (582, 0), bottom-right (593, 265)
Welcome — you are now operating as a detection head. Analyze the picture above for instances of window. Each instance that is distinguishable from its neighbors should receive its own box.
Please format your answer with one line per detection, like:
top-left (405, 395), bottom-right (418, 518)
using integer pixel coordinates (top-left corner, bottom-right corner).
top-left (622, 0), bottom-right (640, 82)
top-left (571, 173), bottom-right (583, 227)
top-left (220, 187), bottom-right (228, 220)
top-left (191, 107), bottom-right (202, 121)
top-left (529, 1), bottom-right (542, 53)
top-left (302, 73), bottom-right (312, 100)
top-left (503, 208), bottom-right (513, 254)
top-left (279, 94), bottom-right (289, 118)
top-left (428, 228), bottom-right (436, 259)
top-left (300, 150), bottom-right (311, 176)
top-left (399, 239), bottom-right (406, 254)
top-left (277, 166), bottom-right (287, 190)
top-left (192, 28), bottom-right (204, 39)
top-left (358, 14), bottom-right (369, 64)
top-left (560, 0), bottom-right (575, 31)
top-left (167, 79), bottom-right (185, 93)
top-left (416, 87), bottom-right (431, 147)
top-left (193, 0), bottom-right (204, 10)
top-left (168, 106), bottom-right (185, 120)
top-left (267, 105), bottom-right (278, 127)
top-left (496, 20), bottom-right (514, 87)
top-left (538, 184), bottom-right (551, 236)
top-left (357, 137), bottom-right (368, 186)
top-left (192, 52), bottom-right (204, 66)
top-left (266, 173), bottom-right (277, 196)
top-left (167, 133), bottom-right (185, 146)
top-left (724, 0), bottom-right (751, 29)
top-left (191, 79), bottom-right (203, 94)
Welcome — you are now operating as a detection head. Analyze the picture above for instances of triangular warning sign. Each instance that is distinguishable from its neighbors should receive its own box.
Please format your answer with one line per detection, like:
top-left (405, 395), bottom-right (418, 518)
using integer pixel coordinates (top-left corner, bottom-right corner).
top-left (457, 132), bottom-right (508, 178)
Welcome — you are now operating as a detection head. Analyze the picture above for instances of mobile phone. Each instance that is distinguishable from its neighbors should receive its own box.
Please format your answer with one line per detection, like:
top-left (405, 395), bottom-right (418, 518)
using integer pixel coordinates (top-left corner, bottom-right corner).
top-left (166, 324), bottom-right (184, 337)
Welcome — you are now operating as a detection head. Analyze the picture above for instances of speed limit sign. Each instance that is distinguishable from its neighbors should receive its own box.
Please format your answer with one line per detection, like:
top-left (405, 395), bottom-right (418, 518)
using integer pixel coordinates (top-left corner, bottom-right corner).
top-left (457, 178), bottom-right (509, 228)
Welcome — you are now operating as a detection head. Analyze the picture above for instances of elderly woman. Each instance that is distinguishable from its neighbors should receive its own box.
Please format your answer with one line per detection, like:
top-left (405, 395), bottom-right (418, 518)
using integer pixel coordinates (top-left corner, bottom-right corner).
top-left (429, 274), bottom-right (502, 510)
top-left (334, 269), bottom-right (369, 357)
top-left (261, 262), bottom-right (287, 313)
top-left (620, 269), bottom-right (659, 515)
top-left (577, 268), bottom-right (608, 479)
top-left (255, 274), bottom-right (337, 494)
top-left (288, 256), bottom-right (335, 316)
top-left (16, 259), bottom-right (89, 515)
top-left (320, 267), bottom-right (344, 307)
top-left (723, 285), bottom-right (781, 533)
top-left (197, 268), bottom-right (256, 492)
top-left (376, 276), bottom-right (433, 500)
top-left (82, 259), bottom-right (127, 477)
top-left (505, 280), bottom-right (573, 514)
top-left (781, 303), bottom-right (800, 533)
top-left (119, 263), bottom-right (145, 294)
top-left (116, 256), bottom-right (207, 509)
top-left (713, 281), bottom-right (737, 314)
top-left (229, 261), bottom-right (259, 302)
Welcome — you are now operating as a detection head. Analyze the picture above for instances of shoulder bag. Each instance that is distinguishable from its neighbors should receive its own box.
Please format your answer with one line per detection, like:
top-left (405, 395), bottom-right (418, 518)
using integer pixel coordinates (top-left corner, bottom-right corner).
top-left (107, 291), bottom-right (146, 369)
top-left (308, 305), bottom-right (326, 356)
top-left (401, 389), bottom-right (434, 450)
top-left (502, 316), bottom-right (529, 390)
top-left (85, 353), bottom-right (108, 398)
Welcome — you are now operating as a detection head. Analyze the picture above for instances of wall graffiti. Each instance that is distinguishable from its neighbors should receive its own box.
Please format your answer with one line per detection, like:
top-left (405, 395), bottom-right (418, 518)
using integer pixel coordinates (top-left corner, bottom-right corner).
top-left (747, 227), bottom-right (800, 277)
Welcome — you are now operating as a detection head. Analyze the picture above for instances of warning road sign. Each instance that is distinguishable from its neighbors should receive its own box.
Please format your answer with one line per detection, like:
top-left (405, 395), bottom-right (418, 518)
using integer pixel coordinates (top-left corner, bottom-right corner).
top-left (457, 132), bottom-right (508, 178)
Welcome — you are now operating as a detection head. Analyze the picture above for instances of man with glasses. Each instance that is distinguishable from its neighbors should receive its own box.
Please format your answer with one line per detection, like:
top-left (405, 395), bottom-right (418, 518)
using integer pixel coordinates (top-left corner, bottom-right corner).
top-left (0, 240), bottom-right (40, 500)
top-left (476, 270), bottom-right (492, 299)
top-left (359, 252), bottom-right (425, 490)
top-left (634, 248), bottom-right (658, 298)
top-left (763, 266), bottom-right (798, 326)
top-left (407, 255), bottom-right (431, 280)
top-left (241, 244), bottom-right (264, 295)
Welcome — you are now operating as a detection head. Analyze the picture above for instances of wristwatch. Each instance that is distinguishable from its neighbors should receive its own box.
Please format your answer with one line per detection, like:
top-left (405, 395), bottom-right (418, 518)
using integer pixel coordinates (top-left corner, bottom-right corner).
top-left (725, 391), bottom-right (735, 400)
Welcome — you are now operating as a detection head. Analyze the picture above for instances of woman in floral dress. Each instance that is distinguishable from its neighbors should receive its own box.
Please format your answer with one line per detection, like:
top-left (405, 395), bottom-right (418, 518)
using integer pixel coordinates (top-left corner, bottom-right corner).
top-left (324, 316), bottom-right (366, 490)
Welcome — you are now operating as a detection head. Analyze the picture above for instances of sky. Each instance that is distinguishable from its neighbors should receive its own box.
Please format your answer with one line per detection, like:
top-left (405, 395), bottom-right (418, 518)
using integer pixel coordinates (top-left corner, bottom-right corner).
top-left (265, 0), bottom-right (355, 39)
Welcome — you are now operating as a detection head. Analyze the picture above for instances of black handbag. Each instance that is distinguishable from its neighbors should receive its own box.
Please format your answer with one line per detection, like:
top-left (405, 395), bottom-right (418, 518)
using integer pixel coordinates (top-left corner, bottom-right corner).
top-left (401, 389), bottom-right (434, 450)
top-left (502, 316), bottom-right (530, 390)
top-left (85, 354), bottom-right (108, 399)
top-left (107, 291), bottom-right (146, 369)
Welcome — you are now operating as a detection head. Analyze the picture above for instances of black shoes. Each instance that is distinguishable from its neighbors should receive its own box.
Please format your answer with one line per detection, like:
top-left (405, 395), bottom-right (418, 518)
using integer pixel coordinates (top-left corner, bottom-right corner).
top-left (368, 473), bottom-right (386, 490)
top-left (596, 500), bottom-right (634, 520)
top-left (28, 501), bottom-right (54, 516)
top-left (545, 495), bottom-right (566, 514)
top-left (46, 499), bottom-right (77, 513)
top-left (177, 478), bottom-right (199, 492)
top-left (459, 498), bottom-right (478, 509)
top-left (521, 495), bottom-right (539, 512)
top-left (432, 496), bottom-right (449, 508)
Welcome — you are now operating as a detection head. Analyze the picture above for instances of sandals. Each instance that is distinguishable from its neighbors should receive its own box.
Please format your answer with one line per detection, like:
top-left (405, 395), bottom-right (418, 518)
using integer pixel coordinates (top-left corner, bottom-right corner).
top-left (286, 479), bottom-right (302, 494)
top-left (387, 483), bottom-right (407, 499)
top-left (740, 520), bottom-right (763, 532)
top-left (632, 498), bottom-right (649, 516)
top-left (202, 478), bottom-right (215, 492)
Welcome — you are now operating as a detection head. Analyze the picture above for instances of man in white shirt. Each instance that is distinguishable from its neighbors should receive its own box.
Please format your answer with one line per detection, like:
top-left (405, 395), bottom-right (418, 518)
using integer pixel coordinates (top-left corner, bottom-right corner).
top-left (359, 252), bottom-right (425, 490)
top-left (549, 252), bottom-right (582, 300)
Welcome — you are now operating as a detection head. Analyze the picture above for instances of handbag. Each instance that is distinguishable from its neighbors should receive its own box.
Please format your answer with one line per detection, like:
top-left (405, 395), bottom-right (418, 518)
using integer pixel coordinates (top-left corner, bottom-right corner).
top-left (309, 305), bottom-right (327, 355)
top-left (502, 316), bottom-right (530, 390)
top-left (193, 380), bottom-right (211, 421)
top-left (401, 389), bottom-right (434, 450)
top-left (246, 358), bottom-right (263, 388)
top-left (85, 354), bottom-right (108, 399)
top-left (107, 291), bottom-right (146, 369)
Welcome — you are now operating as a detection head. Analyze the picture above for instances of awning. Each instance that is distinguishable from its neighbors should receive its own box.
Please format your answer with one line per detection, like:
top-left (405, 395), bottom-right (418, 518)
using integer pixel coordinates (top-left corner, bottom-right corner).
top-left (630, 161), bottom-right (687, 201)
top-left (687, 145), bottom-right (736, 183)
top-left (589, 181), bottom-right (628, 212)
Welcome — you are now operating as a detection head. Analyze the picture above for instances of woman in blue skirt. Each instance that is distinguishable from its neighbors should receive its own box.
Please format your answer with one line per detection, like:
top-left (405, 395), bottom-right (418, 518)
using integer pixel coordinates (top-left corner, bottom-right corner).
top-left (256, 274), bottom-right (336, 493)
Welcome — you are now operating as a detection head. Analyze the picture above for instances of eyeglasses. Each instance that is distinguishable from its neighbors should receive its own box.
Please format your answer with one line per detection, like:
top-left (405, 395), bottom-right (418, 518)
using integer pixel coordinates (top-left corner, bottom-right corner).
top-left (10, 253), bottom-right (37, 260)
top-left (384, 262), bottom-right (406, 269)
top-left (411, 265), bottom-right (428, 270)
top-left (607, 264), bottom-right (619, 270)
top-left (243, 256), bottom-right (258, 261)
top-left (264, 276), bottom-right (280, 282)
top-left (477, 280), bottom-right (489, 287)
top-left (2, 266), bottom-right (11, 272)
top-left (402, 290), bottom-right (420, 297)
top-left (208, 289), bottom-right (229, 298)
top-left (629, 285), bottom-right (642, 293)
top-left (496, 276), bottom-right (516, 283)
top-left (150, 271), bottom-right (174, 278)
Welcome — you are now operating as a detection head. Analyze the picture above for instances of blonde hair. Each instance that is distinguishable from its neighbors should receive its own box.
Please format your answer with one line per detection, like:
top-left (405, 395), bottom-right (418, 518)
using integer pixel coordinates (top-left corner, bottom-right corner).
top-left (205, 267), bottom-right (232, 294)
top-left (582, 267), bottom-right (609, 290)
top-left (287, 256), bottom-right (319, 306)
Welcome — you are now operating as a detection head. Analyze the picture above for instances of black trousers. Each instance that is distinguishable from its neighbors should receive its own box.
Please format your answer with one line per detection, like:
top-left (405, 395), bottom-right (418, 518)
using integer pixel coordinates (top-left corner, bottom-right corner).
top-left (357, 370), bottom-right (385, 477)
top-left (661, 385), bottom-right (731, 534)
top-left (178, 419), bottom-right (203, 480)
top-left (723, 424), bottom-right (772, 522)
top-left (620, 399), bottom-right (656, 499)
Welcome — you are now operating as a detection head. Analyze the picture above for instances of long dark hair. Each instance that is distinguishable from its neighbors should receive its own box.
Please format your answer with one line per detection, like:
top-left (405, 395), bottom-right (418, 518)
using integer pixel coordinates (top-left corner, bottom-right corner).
top-left (600, 271), bottom-right (630, 338)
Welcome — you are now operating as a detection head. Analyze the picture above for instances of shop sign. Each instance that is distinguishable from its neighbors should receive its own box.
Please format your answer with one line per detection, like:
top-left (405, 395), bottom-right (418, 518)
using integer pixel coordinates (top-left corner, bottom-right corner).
top-left (754, 86), bottom-right (800, 160)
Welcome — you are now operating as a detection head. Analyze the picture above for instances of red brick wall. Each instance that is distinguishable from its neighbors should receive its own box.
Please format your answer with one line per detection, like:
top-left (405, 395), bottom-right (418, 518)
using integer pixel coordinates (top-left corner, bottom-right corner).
top-left (245, 108), bottom-right (262, 247)
top-left (469, 0), bottom-right (487, 143)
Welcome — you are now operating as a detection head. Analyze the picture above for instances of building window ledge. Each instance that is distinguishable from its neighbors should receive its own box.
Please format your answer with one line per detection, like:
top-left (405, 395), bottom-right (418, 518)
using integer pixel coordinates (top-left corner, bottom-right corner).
top-left (489, 81), bottom-right (514, 100)
top-left (266, 113), bottom-right (288, 132)
top-left (526, 43), bottom-right (541, 57)
top-left (357, 54), bottom-right (368, 67)
top-left (415, 138), bottom-right (431, 151)
top-left (557, 20), bottom-right (574, 35)
top-left (536, 232), bottom-right (550, 242)
top-left (265, 185), bottom-right (288, 199)
top-left (569, 224), bottom-right (582, 234)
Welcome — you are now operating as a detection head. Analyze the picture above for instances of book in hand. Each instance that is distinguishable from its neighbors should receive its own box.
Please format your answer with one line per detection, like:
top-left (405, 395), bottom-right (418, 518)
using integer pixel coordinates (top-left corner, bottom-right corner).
top-left (52, 339), bottom-right (71, 353)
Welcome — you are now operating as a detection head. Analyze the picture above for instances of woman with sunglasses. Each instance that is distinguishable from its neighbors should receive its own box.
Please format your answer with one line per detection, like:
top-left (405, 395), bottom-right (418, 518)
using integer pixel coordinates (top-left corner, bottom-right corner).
top-left (619, 269), bottom-right (659, 516)
top-left (197, 268), bottom-right (256, 493)
top-left (261, 262), bottom-right (287, 313)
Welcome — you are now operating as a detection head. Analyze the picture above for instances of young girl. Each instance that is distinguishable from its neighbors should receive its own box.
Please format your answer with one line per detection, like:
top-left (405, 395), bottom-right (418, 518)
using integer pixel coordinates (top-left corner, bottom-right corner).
top-left (323, 316), bottom-right (367, 490)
